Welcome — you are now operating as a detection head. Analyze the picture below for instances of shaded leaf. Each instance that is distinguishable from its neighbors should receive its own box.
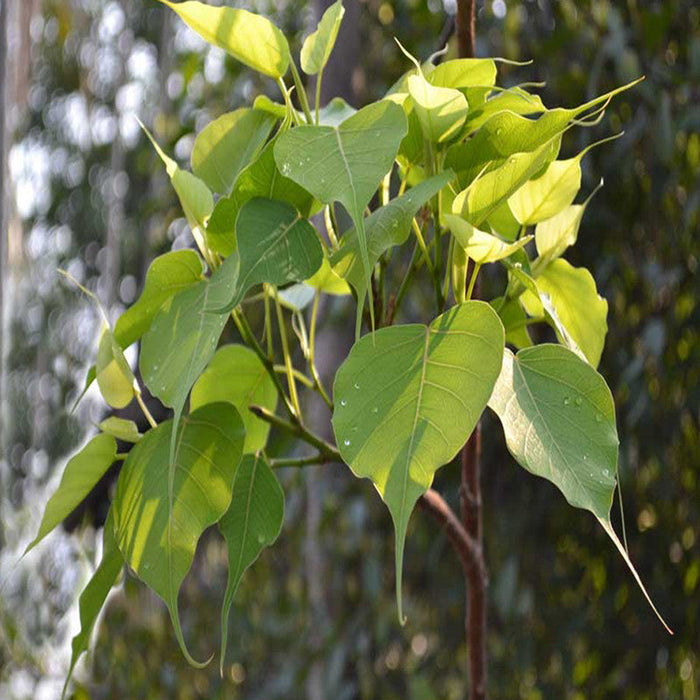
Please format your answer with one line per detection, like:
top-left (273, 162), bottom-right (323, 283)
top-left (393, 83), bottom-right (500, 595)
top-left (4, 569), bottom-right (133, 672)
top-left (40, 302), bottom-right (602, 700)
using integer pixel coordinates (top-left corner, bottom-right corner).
top-left (300, 0), bottom-right (344, 75)
top-left (191, 108), bottom-right (276, 195)
top-left (157, 0), bottom-right (290, 78)
top-left (332, 302), bottom-right (504, 621)
top-left (114, 250), bottom-right (204, 349)
top-left (218, 453), bottom-right (284, 671)
top-left (488, 345), bottom-right (670, 632)
top-left (113, 403), bottom-right (245, 665)
top-left (191, 344), bottom-right (278, 453)
top-left (490, 296), bottom-right (532, 349)
top-left (26, 434), bottom-right (117, 554)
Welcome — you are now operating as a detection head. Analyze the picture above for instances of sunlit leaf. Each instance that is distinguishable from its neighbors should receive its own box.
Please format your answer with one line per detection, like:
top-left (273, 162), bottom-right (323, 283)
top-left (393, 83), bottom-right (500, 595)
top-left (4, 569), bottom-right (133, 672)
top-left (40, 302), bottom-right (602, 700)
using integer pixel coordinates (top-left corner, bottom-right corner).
top-left (62, 510), bottom-right (123, 700)
top-left (521, 259), bottom-right (608, 367)
top-left (26, 434), bottom-right (117, 554)
top-left (191, 344), bottom-right (278, 453)
top-left (98, 417), bottom-right (142, 443)
top-left (332, 302), bottom-right (504, 621)
top-left (463, 87), bottom-right (546, 136)
top-left (219, 453), bottom-right (283, 671)
top-left (114, 250), bottom-right (204, 349)
top-left (488, 344), bottom-right (671, 633)
top-left (426, 58), bottom-right (497, 90)
top-left (113, 403), bottom-right (245, 666)
top-left (157, 0), bottom-right (290, 78)
top-left (407, 72), bottom-right (468, 144)
top-left (301, 0), bottom-right (344, 75)
top-left (306, 255), bottom-right (351, 296)
top-left (191, 108), bottom-right (276, 195)
top-left (274, 100), bottom-right (407, 331)
top-left (96, 327), bottom-right (136, 409)
top-left (444, 214), bottom-right (532, 263)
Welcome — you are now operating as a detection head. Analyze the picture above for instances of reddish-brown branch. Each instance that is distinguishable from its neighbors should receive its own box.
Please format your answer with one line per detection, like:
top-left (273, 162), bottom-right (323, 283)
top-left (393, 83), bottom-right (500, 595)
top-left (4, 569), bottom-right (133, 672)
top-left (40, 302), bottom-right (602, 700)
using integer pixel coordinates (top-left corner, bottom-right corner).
top-left (455, 0), bottom-right (476, 59)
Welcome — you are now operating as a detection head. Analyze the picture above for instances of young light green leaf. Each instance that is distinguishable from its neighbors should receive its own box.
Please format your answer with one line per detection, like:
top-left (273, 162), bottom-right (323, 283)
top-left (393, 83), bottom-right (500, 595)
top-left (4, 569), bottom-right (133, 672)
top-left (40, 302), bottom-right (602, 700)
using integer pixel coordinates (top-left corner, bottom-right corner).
top-left (426, 58), bottom-right (497, 90)
top-left (444, 214), bottom-right (532, 264)
top-left (25, 434), bottom-right (117, 554)
top-left (62, 510), bottom-right (123, 700)
top-left (96, 327), bottom-right (136, 409)
top-left (407, 72), bottom-right (469, 144)
top-left (463, 86), bottom-right (546, 136)
top-left (206, 140), bottom-right (315, 257)
top-left (273, 100), bottom-right (408, 332)
top-left (113, 403), bottom-right (245, 666)
top-left (114, 250), bottom-right (204, 349)
top-left (156, 0), bottom-right (290, 78)
top-left (331, 172), bottom-right (453, 307)
top-left (300, 0), bottom-right (345, 75)
top-left (218, 453), bottom-right (284, 672)
top-left (306, 256), bottom-right (351, 296)
top-left (140, 121), bottom-right (214, 258)
top-left (521, 259), bottom-right (608, 367)
top-left (534, 179), bottom-right (602, 266)
top-left (488, 344), bottom-right (671, 633)
top-left (332, 301), bottom-right (504, 622)
top-left (486, 199), bottom-right (521, 241)
top-left (219, 197), bottom-right (323, 312)
top-left (452, 136), bottom-right (561, 227)
top-left (98, 417), bottom-right (142, 443)
top-left (139, 251), bottom-right (239, 462)
top-left (191, 345), bottom-right (278, 453)
top-left (191, 109), bottom-right (276, 195)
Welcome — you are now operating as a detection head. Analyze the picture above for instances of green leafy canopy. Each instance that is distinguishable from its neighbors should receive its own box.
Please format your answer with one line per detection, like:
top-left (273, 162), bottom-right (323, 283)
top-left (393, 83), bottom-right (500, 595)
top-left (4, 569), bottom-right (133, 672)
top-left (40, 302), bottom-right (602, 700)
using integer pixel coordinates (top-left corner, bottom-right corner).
top-left (37, 6), bottom-right (669, 691)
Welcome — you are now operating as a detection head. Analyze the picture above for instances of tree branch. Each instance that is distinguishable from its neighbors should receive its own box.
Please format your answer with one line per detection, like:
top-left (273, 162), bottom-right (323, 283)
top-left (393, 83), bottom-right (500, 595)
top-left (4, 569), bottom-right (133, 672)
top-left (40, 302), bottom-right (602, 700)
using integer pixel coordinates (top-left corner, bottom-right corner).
top-left (455, 0), bottom-right (477, 59)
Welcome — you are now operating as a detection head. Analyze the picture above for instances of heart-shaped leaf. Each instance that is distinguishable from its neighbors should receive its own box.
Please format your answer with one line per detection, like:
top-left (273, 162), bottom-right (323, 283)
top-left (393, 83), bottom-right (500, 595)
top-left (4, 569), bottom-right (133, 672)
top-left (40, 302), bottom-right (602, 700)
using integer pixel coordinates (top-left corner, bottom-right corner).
top-left (114, 250), bottom-right (204, 349)
top-left (26, 434), bottom-right (117, 554)
top-left (156, 0), bottom-right (290, 79)
top-left (273, 100), bottom-right (407, 331)
top-left (300, 0), bottom-right (344, 75)
top-left (191, 108), bottom-right (276, 195)
top-left (332, 301), bottom-right (504, 621)
top-left (218, 453), bottom-right (284, 671)
top-left (488, 344), bottom-right (670, 632)
top-left (113, 402), bottom-right (245, 665)
top-left (62, 510), bottom-right (123, 700)
top-left (191, 344), bottom-right (278, 453)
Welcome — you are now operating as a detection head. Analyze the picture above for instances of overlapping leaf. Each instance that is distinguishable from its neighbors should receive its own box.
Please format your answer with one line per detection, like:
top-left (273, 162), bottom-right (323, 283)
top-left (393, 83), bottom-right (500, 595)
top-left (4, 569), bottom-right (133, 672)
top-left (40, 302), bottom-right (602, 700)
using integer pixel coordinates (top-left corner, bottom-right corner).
top-left (113, 403), bottom-right (245, 665)
top-left (98, 417), bottom-right (142, 443)
top-left (300, 0), bottom-right (344, 75)
top-left (332, 302), bottom-right (504, 621)
top-left (218, 453), bottom-right (284, 671)
top-left (444, 214), bottom-right (532, 263)
top-left (191, 344), bottom-right (278, 453)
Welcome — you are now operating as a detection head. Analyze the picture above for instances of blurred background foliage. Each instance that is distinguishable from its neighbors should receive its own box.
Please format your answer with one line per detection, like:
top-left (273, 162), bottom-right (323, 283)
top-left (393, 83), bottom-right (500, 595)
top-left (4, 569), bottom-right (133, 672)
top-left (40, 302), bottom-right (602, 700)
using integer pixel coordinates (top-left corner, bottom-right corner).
top-left (0, 0), bottom-right (697, 699)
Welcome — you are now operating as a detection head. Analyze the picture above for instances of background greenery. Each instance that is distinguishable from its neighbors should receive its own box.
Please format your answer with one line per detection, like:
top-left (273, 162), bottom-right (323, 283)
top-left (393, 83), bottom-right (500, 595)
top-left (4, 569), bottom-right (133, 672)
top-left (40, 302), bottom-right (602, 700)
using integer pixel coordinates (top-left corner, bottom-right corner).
top-left (0, 1), bottom-right (697, 698)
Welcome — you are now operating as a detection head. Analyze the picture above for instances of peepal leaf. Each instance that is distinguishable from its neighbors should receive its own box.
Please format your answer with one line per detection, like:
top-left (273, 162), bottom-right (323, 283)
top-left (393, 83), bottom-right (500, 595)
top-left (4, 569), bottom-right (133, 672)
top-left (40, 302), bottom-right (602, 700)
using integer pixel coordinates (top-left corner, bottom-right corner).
top-left (157, 0), bottom-right (290, 78)
top-left (274, 100), bottom-right (407, 331)
top-left (26, 434), bottom-right (117, 554)
top-left (488, 345), bottom-right (671, 632)
top-left (331, 172), bottom-right (453, 303)
top-left (98, 417), bottom-right (142, 443)
top-left (113, 403), bottom-right (245, 665)
top-left (191, 344), bottom-right (278, 453)
top-left (62, 511), bottom-right (123, 700)
top-left (114, 250), bottom-right (204, 349)
top-left (96, 326), bottom-right (136, 409)
top-left (521, 259), bottom-right (608, 367)
top-left (140, 251), bottom-right (239, 460)
top-left (300, 0), bottom-right (344, 75)
top-left (306, 256), bottom-right (351, 296)
top-left (427, 58), bottom-right (497, 90)
top-left (219, 197), bottom-right (323, 311)
top-left (444, 214), bottom-right (532, 263)
top-left (407, 72), bottom-right (468, 144)
top-left (191, 108), bottom-right (276, 195)
top-left (219, 453), bottom-right (284, 671)
top-left (332, 302), bottom-right (504, 621)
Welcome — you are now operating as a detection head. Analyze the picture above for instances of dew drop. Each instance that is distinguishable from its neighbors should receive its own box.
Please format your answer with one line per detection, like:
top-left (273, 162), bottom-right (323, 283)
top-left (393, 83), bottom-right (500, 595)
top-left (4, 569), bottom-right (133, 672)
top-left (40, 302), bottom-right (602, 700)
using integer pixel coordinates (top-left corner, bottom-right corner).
top-left (340, 399), bottom-right (347, 407)
top-left (575, 397), bottom-right (582, 406)
top-left (563, 396), bottom-right (571, 406)
top-left (372, 406), bottom-right (378, 414)
top-left (603, 468), bottom-right (610, 477)
top-left (353, 382), bottom-right (360, 390)
top-left (595, 414), bottom-right (603, 423)
top-left (257, 534), bottom-right (266, 544)
top-left (344, 439), bottom-right (351, 446)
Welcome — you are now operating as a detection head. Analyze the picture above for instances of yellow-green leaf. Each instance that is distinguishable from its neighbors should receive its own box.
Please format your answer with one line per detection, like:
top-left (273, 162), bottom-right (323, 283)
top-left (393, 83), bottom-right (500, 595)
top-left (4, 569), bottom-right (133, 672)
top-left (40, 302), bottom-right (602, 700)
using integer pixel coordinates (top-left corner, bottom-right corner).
top-left (444, 214), bottom-right (532, 264)
top-left (96, 327), bottom-right (136, 409)
top-left (300, 0), bottom-right (345, 75)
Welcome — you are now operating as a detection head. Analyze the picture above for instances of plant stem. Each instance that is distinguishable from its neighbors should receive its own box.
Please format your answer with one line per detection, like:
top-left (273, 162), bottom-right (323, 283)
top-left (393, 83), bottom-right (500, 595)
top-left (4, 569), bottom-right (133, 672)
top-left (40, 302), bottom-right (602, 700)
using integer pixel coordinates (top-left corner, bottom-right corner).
top-left (309, 293), bottom-right (334, 410)
top-left (135, 390), bottom-right (157, 429)
top-left (274, 364), bottom-right (314, 389)
top-left (389, 242), bottom-right (420, 325)
top-left (466, 262), bottom-right (481, 301)
top-left (315, 70), bottom-right (323, 125)
top-left (289, 59), bottom-right (314, 124)
top-left (269, 453), bottom-right (328, 468)
top-left (273, 288), bottom-right (302, 417)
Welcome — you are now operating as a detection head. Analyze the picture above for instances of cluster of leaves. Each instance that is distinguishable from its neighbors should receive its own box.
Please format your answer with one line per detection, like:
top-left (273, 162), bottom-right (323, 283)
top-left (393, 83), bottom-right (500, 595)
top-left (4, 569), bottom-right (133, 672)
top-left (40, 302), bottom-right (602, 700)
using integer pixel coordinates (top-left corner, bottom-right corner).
top-left (27, 0), bottom-right (670, 692)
